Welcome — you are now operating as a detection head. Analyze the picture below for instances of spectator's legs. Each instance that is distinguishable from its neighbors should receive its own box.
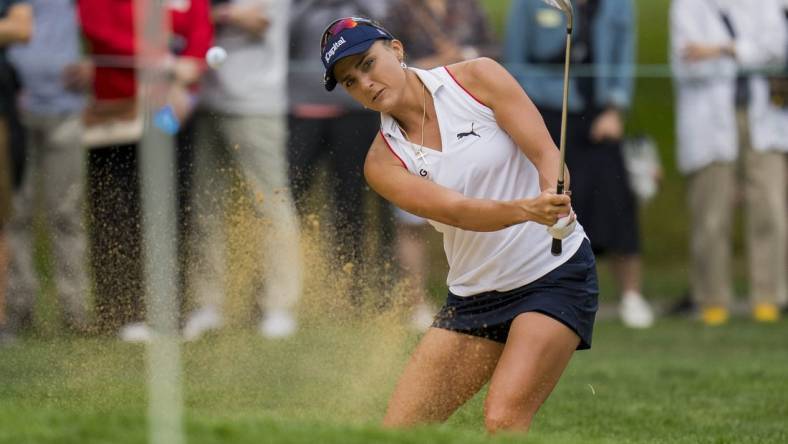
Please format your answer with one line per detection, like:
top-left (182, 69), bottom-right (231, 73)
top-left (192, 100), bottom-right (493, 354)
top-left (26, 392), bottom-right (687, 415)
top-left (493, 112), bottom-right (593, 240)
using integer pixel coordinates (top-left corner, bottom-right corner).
top-left (688, 162), bottom-right (735, 317)
top-left (87, 143), bottom-right (143, 333)
top-left (328, 111), bottom-right (381, 303)
top-left (785, 153), bottom-right (788, 312)
top-left (221, 114), bottom-right (302, 315)
top-left (609, 254), bottom-right (642, 295)
top-left (39, 114), bottom-right (88, 331)
top-left (743, 146), bottom-right (786, 315)
top-left (186, 112), bottom-right (229, 313)
top-left (0, 232), bottom-right (7, 334)
top-left (0, 119), bottom-right (9, 340)
top-left (395, 218), bottom-right (435, 330)
top-left (287, 115), bottom-right (327, 212)
top-left (6, 117), bottom-right (39, 333)
top-left (395, 223), bottom-right (429, 305)
top-left (176, 117), bottom-right (197, 324)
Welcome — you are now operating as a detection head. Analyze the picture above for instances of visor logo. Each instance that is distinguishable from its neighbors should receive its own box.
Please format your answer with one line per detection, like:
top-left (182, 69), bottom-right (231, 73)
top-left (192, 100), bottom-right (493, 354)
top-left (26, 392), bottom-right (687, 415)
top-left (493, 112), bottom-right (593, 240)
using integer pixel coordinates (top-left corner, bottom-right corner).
top-left (325, 36), bottom-right (347, 63)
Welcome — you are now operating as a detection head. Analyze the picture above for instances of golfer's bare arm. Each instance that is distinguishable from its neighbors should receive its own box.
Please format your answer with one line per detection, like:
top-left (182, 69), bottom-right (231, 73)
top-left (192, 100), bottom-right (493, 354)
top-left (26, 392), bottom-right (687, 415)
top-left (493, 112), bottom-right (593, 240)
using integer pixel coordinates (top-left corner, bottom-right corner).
top-left (450, 58), bottom-right (569, 192)
top-left (364, 134), bottom-right (568, 231)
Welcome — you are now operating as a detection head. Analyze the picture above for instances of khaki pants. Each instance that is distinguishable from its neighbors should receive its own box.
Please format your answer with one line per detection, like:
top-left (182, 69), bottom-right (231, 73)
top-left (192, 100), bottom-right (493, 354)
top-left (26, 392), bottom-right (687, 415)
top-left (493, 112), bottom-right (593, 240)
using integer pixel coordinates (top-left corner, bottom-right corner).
top-left (688, 110), bottom-right (787, 308)
top-left (6, 113), bottom-right (88, 331)
top-left (188, 112), bottom-right (302, 314)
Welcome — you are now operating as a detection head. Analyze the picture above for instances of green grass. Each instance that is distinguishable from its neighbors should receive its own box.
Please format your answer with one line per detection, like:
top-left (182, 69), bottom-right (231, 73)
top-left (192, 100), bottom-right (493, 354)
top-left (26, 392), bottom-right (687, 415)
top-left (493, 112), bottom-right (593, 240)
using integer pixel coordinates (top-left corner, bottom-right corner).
top-left (2, 318), bottom-right (787, 443)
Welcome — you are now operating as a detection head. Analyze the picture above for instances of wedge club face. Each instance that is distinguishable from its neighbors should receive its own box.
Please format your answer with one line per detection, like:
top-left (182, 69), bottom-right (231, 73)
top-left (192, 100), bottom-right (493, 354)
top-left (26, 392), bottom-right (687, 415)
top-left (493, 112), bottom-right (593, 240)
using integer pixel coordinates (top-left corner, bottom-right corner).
top-left (540, 0), bottom-right (574, 31)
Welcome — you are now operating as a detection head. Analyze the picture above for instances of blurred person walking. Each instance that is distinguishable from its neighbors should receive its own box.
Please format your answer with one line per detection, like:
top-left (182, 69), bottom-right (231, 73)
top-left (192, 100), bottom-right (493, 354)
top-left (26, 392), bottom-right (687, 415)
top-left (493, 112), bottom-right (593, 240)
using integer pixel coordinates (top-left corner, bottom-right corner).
top-left (287, 0), bottom-right (395, 307)
top-left (0, 0), bottom-right (31, 344)
top-left (671, 0), bottom-right (787, 325)
top-left (77, 0), bottom-right (213, 340)
top-left (383, 0), bottom-right (498, 330)
top-left (504, 0), bottom-right (654, 328)
top-left (4, 0), bottom-right (89, 338)
top-left (182, 0), bottom-right (303, 341)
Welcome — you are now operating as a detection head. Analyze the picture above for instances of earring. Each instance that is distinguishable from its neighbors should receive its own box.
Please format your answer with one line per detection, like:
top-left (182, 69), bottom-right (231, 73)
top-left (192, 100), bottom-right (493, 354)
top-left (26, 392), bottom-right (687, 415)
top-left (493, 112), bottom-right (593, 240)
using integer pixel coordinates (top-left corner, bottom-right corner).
top-left (400, 61), bottom-right (407, 69)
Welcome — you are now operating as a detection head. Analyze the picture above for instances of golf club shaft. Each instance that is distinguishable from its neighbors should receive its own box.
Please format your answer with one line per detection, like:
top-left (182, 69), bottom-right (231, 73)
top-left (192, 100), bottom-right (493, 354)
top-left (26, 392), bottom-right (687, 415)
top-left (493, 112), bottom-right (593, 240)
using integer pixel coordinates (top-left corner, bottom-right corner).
top-left (551, 30), bottom-right (572, 256)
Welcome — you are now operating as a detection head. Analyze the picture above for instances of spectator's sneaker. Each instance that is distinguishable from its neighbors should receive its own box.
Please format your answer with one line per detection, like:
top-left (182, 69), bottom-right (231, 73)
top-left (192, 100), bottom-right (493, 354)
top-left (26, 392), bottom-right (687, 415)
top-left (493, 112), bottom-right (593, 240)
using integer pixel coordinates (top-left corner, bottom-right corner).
top-left (119, 322), bottom-right (153, 343)
top-left (183, 306), bottom-right (223, 342)
top-left (753, 303), bottom-right (780, 323)
top-left (259, 309), bottom-right (297, 339)
top-left (619, 292), bottom-right (655, 328)
top-left (701, 306), bottom-right (729, 326)
top-left (410, 303), bottom-right (435, 332)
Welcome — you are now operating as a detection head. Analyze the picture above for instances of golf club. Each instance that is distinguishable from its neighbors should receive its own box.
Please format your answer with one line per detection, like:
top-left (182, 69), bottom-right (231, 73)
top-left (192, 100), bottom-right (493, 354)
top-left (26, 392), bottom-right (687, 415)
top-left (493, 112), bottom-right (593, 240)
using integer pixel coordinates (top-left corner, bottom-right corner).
top-left (541, 0), bottom-right (574, 256)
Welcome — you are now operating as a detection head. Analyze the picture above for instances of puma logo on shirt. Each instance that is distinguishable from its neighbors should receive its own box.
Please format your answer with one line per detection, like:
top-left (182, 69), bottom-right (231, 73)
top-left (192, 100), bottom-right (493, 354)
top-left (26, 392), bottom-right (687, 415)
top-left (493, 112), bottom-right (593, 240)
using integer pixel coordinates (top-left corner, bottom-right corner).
top-left (457, 122), bottom-right (481, 140)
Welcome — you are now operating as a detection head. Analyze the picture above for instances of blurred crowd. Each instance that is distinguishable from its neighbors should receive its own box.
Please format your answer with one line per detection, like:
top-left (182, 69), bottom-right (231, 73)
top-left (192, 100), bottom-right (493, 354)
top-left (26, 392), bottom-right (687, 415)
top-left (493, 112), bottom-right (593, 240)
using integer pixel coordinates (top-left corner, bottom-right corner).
top-left (0, 0), bottom-right (786, 345)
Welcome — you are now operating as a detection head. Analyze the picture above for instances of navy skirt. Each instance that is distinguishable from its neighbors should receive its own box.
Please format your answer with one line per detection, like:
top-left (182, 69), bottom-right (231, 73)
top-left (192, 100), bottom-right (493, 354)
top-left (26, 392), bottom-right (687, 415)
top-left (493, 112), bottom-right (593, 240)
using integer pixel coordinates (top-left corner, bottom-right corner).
top-left (433, 240), bottom-right (599, 350)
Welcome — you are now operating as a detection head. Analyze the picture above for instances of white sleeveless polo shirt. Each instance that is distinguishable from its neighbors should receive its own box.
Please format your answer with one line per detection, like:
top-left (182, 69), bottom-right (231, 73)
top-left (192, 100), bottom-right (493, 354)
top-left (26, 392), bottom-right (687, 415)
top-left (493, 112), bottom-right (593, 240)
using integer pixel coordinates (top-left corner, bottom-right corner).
top-left (379, 66), bottom-right (586, 297)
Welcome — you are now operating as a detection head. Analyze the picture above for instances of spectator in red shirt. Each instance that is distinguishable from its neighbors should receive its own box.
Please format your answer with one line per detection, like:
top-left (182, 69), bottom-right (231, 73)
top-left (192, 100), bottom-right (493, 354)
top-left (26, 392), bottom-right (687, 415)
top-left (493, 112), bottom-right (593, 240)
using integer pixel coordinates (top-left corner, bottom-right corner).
top-left (77, 0), bottom-right (213, 340)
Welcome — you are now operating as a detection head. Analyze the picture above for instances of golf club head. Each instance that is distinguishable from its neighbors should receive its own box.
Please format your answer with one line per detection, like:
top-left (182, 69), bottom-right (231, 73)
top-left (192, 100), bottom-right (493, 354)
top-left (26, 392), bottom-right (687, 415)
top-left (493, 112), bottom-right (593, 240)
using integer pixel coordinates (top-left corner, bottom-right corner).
top-left (540, 0), bottom-right (574, 31)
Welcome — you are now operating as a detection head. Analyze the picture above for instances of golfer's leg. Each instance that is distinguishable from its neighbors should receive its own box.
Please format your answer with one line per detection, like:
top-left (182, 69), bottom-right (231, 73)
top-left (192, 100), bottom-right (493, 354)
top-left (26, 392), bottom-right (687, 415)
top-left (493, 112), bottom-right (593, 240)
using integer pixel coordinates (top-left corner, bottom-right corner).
top-left (484, 312), bottom-right (580, 434)
top-left (383, 327), bottom-right (504, 427)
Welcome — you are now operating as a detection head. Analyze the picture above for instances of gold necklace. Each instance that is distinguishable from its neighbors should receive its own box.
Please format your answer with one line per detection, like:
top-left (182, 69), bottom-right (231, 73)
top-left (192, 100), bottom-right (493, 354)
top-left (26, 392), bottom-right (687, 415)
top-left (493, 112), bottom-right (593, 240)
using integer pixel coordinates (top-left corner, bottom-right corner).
top-left (401, 81), bottom-right (428, 161)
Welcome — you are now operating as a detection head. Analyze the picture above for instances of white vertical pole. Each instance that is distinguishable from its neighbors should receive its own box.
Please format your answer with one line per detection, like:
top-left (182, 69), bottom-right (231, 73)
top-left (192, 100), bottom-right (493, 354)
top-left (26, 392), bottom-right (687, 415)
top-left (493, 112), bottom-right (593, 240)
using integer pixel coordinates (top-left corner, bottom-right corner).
top-left (134, 1), bottom-right (184, 444)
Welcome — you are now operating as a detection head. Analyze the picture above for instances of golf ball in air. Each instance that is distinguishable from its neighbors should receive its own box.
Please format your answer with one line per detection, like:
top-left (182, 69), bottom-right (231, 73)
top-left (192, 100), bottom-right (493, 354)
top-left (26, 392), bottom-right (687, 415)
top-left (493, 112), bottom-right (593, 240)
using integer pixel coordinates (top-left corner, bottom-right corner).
top-left (205, 46), bottom-right (227, 68)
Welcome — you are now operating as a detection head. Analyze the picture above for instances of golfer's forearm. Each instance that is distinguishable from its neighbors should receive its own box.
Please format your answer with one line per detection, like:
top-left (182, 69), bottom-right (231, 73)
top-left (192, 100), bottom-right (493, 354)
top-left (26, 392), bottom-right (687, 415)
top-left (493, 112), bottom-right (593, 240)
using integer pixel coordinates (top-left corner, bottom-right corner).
top-left (533, 150), bottom-right (569, 191)
top-left (448, 198), bottom-right (527, 232)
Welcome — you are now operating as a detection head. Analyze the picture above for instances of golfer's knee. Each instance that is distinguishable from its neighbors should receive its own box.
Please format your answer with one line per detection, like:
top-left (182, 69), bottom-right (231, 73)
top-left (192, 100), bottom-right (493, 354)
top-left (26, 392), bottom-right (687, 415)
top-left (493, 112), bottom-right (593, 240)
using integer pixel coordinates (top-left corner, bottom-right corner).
top-left (382, 409), bottom-right (410, 428)
top-left (382, 402), bottom-right (421, 428)
top-left (383, 397), bottom-right (450, 428)
top-left (483, 400), bottom-right (533, 434)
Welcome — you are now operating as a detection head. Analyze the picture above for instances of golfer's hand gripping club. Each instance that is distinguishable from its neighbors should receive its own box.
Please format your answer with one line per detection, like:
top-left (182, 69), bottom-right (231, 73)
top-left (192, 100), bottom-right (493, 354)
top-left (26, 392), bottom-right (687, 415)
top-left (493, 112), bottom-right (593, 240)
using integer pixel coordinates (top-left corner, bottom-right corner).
top-left (542, 0), bottom-right (574, 256)
top-left (550, 182), bottom-right (566, 255)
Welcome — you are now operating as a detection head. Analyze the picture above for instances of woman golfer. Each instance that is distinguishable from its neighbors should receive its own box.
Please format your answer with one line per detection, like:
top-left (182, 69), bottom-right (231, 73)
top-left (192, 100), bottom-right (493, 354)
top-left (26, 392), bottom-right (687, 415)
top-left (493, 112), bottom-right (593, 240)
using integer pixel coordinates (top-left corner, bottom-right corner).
top-left (320, 17), bottom-right (598, 433)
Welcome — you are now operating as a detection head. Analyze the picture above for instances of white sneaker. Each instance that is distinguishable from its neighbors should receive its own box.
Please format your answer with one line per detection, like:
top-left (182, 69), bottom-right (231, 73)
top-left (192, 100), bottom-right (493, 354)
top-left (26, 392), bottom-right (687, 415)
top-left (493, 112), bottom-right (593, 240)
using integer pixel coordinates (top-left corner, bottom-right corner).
top-left (119, 322), bottom-right (153, 343)
top-left (183, 305), bottom-right (223, 342)
top-left (410, 303), bottom-right (435, 332)
top-left (619, 292), bottom-right (655, 329)
top-left (259, 309), bottom-right (297, 339)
